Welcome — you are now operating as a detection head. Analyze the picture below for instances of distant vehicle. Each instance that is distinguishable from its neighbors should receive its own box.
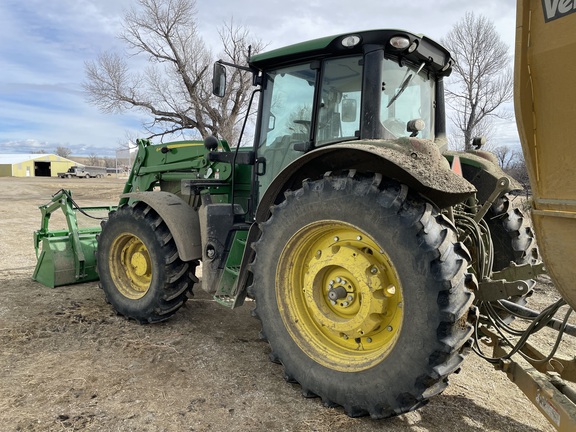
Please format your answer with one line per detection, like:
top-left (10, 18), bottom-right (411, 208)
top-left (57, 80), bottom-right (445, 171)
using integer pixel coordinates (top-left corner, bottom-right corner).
top-left (58, 165), bottom-right (107, 179)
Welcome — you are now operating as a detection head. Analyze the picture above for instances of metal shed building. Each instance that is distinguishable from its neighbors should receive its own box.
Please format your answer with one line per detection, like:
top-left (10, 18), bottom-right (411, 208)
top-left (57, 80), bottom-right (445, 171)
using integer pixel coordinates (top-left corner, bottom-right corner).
top-left (0, 154), bottom-right (77, 177)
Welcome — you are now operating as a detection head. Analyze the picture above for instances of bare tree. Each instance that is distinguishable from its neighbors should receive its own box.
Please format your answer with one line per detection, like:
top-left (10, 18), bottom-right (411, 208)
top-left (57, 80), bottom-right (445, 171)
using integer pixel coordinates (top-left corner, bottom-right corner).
top-left (103, 157), bottom-right (116, 168)
top-left (492, 145), bottom-right (515, 170)
top-left (442, 12), bottom-right (513, 150)
top-left (84, 0), bottom-right (263, 144)
top-left (87, 153), bottom-right (101, 166)
top-left (207, 19), bottom-right (264, 144)
top-left (55, 146), bottom-right (72, 158)
top-left (447, 118), bottom-right (495, 151)
top-left (506, 149), bottom-right (531, 192)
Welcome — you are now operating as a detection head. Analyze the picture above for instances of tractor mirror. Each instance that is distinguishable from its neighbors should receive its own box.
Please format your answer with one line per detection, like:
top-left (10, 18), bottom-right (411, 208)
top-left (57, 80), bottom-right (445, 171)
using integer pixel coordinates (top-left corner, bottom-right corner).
top-left (212, 62), bottom-right (227, 97)
top-left (341, 98), bottom-right (357, 122)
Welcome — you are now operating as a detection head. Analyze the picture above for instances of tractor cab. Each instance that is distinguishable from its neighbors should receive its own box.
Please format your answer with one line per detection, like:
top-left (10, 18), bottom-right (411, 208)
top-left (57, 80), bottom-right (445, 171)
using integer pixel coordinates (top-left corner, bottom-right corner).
top-left (214, 30), bottom-right (454, 199)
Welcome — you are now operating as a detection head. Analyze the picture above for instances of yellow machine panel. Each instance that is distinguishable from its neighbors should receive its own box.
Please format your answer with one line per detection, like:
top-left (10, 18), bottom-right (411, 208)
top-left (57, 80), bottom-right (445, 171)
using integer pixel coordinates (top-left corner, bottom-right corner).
top-left (515, 0), bottom-right (576, 309)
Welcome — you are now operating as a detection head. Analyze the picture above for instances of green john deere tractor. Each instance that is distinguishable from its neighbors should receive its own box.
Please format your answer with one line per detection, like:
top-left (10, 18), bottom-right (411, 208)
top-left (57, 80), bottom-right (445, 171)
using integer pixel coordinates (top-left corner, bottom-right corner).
top-left (34, 29), bottom-right (542, 418)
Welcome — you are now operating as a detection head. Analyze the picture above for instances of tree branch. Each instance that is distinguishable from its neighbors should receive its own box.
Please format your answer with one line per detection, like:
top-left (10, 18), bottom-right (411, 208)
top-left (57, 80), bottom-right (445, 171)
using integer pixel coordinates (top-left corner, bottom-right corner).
top-left (83, 0), bottom-right (263, 143)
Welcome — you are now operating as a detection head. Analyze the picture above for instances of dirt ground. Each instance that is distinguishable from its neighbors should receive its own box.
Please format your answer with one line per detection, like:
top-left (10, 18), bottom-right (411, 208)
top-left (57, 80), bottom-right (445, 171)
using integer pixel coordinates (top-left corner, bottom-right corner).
top-left (0, 176), bottom-right (572, 431)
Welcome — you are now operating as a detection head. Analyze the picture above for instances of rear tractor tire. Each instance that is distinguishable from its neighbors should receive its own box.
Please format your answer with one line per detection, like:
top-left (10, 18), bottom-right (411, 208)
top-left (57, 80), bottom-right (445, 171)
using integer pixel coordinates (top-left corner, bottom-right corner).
top-left (482, 194), bottom-right (540, 319)
top-left (250, 175), bottom-right (476, 418)
top-left (96, 202), bottom-right (198, 323)
top-left (487, 194), bottom-right (539, 271)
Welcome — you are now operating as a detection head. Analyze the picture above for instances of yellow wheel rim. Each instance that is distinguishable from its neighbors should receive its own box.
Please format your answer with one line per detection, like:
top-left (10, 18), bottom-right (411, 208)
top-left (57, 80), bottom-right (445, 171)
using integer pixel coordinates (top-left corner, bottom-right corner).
top-left (109, 233), bottom-right (152, 299)
top-left (277, 221), bottom-right (403, 372)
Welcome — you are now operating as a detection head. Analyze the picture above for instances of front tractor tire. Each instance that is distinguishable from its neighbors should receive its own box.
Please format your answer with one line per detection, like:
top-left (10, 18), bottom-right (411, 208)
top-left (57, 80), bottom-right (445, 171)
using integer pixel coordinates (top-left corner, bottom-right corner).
top-left (250, 175), bottom-right (476, 418)
top-left (97, 202), bottom-right (198, 323)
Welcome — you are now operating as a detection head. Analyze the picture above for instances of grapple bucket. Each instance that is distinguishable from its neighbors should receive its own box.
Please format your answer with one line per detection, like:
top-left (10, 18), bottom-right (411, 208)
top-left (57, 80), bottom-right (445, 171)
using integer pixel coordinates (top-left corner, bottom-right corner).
top-left (32, 189), bottom-right (115, 288)
top-left (33, 227), bottom-right (101, 288)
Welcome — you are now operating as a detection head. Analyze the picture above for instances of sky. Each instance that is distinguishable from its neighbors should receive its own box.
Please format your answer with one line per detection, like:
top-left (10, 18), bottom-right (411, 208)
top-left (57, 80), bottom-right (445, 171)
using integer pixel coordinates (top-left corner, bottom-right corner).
top-left (0, 0), bottom-right (518, 157)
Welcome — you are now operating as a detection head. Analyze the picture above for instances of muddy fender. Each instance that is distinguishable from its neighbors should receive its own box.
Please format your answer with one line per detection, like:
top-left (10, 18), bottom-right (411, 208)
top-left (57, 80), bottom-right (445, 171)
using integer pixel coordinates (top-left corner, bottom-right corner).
top-left (121, 191), bottom-right (202, 261)
top-left (444, 150), bottom-right (522, 203)
top-left (256, 138), bottom-right (476, 222)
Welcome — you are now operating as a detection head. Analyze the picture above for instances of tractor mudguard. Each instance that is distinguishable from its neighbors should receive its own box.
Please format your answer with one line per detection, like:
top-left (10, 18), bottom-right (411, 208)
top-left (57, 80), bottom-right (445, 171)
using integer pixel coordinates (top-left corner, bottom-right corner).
top-left (256, 137), bottom-right (476, 222)
top-left (444, 150), bottom-right (522, 203)
top-left (121, 191), bottom-right (202, 262)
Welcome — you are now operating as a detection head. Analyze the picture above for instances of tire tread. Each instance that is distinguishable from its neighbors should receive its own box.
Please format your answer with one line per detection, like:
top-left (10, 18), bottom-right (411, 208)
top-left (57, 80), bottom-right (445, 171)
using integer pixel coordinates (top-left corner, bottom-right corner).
top-left (249, 175), bottom-right (475, 418)
top-left (97, 204), bottom-right (197, 323)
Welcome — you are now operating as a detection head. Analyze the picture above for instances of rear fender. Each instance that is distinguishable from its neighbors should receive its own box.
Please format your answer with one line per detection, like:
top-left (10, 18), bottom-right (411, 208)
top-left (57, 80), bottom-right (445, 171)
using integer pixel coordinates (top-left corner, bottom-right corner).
top-left (256, 138), bottom-right (476, 222)
top-left (444, 150), bottom-right (522, 203)
top-left (121, 191), bottom-right (202, 262)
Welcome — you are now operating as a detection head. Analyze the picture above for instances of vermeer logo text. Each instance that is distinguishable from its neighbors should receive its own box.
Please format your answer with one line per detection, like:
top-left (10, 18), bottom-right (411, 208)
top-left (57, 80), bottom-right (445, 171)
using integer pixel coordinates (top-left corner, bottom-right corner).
top-left (542, 0), bottom-right (576, 22)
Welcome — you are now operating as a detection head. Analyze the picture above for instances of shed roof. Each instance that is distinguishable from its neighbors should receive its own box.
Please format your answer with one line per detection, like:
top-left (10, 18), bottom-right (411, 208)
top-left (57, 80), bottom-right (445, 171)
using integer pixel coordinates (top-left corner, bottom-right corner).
top-left (0, 154), bottom-right (75, 165)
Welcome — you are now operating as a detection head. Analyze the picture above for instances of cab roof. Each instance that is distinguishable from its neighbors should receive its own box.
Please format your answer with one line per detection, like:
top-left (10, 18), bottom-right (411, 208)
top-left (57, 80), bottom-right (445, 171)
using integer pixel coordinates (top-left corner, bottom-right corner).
top-left (249, 29), bottom-right (452, 76)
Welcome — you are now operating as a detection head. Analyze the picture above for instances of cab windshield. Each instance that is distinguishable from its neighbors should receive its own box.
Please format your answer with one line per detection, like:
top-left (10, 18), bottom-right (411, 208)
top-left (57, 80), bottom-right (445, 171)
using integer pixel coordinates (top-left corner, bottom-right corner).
top-left (380, 59), bottom-right (434, 139)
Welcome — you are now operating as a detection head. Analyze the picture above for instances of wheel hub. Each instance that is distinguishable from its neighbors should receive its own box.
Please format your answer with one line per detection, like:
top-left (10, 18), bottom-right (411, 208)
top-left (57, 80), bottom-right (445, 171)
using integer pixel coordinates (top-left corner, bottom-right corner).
top-left (305, 245), bottom-right (388, 338)
top-left (327, 284), bottom-right (348, 302)
top-left (277, 221), bottom-right (404, 372)
top-left (109, 233), bottom-right (152, 299)
top-left (130, 251), bottom-right (150, 276)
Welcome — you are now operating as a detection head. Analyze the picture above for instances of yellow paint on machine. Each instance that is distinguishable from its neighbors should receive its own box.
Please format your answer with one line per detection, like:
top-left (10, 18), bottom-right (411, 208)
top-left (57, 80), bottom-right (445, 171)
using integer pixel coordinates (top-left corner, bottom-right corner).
top-left (515, 0), bottom-right (576, 309)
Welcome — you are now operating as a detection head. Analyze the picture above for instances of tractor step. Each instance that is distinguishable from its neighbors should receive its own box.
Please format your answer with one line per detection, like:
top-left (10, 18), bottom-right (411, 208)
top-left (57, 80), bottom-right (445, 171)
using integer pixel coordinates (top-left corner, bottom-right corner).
top-left (213, 226), bottom-right (256, 308)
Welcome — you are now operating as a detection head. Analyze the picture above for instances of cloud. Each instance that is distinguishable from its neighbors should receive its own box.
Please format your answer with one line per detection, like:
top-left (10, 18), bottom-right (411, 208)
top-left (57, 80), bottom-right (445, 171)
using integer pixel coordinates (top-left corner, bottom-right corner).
top-left (0, 0), bottom-right (136, 156)
top-left (198, 0), bottom-right (516, 50)
top-left (0, 0), bottom-right (520, 156)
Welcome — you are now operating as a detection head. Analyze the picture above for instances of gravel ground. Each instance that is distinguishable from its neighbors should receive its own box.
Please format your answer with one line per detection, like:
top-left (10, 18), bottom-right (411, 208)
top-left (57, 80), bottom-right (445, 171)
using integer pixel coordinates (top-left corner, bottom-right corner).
top-left (0, 176), bottom-right (572, 431)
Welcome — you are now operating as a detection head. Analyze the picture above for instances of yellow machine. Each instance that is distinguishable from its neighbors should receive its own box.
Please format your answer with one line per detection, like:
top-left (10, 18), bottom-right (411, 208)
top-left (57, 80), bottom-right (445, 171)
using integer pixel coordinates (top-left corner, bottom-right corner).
top-left (486, 2), bottom-right (576, 430)
top-left (515, 0), bottom-right (576, 311)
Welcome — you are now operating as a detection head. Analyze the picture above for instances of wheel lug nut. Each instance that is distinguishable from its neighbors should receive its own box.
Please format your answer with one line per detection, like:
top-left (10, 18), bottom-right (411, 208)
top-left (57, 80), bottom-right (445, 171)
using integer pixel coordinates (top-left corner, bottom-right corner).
top-left (347, 295), bottom-right (353, 301)
top-left (387, 326), bottom-right (393, 332)
top-left (336, 277), bottom-right (342, 283)
top-left (342, 301), bottom-right (349, 307)
top-left (370, 267), bottom-right (378, 274)
top-left (342, 334), bottom-right (349, 340)
top-left (366, 337), bottom-right (372, 343)
top-left (385, 285), bottom-right (396, 297)
top-left (333, 236), bottom-right (339, 242)
top-left (356, 235), bottom-right (362, 240)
